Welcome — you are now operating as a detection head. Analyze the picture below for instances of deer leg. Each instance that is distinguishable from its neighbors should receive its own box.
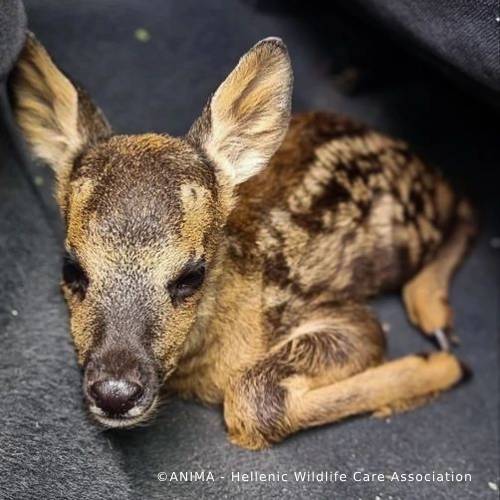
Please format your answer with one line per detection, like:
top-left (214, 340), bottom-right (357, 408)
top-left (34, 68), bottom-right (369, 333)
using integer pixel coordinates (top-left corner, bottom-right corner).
top-left (224, 301), bottom-right (386, 449)
top-left (223, 301), bottom-right (467, 450)
top-left (287, 352), bottom-right (466, 431)
top-left (403, 199), bottom-right (476, 349)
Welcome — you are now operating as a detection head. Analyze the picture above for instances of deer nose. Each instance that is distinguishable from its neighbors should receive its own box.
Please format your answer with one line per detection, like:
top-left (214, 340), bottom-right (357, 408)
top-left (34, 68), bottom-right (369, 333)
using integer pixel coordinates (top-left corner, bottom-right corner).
top-left (90, 379), bottom-right (143, 416)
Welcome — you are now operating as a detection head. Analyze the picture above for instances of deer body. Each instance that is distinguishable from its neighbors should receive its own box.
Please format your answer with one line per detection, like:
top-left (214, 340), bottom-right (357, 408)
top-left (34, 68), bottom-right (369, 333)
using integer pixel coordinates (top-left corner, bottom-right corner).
top-left (168, 112), bottom-right (474, 448)
top-left (12, 35), bottom-right (474, 450)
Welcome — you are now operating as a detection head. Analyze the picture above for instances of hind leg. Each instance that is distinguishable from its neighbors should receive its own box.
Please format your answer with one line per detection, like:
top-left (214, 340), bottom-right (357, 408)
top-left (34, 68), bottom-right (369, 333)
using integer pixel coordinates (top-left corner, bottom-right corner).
top-left (403, 199), bottom-right (476, 349)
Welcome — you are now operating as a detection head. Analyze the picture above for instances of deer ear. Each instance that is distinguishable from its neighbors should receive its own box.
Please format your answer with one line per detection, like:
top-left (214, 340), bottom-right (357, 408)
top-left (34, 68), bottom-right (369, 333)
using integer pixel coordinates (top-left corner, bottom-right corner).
top-left (10, 33), bottom-right (110, 179)
top-left (188, 37), bottom-right (293, 185)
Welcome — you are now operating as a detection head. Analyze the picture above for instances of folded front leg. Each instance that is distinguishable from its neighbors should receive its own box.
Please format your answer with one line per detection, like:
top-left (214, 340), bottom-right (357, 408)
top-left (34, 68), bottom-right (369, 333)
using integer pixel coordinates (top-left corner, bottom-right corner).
top-left (223, 301), bottom-right (386, 449)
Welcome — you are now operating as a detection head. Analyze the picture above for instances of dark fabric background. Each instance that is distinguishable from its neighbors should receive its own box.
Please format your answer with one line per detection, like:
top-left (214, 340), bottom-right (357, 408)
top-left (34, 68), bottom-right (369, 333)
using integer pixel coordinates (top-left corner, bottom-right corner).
top-left (347, 0), bottom-right (500, 94)
top-left (0, 0), bottom-right (26, 80)
top-left (0, 1), bottom-right (498, 499)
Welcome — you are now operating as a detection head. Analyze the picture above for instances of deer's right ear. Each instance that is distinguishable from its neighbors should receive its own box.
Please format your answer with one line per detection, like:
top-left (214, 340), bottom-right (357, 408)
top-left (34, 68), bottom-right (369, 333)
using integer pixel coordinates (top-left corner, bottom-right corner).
top-left (188, 38), bottom-right (293, 186)
top-left (10, 33), bottom-right (110, 179)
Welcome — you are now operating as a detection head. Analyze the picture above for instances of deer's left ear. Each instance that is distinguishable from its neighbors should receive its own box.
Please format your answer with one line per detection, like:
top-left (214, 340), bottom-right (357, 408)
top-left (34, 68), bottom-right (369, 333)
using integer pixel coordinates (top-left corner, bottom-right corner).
top-left (188, 38), bottom-right (293, 185)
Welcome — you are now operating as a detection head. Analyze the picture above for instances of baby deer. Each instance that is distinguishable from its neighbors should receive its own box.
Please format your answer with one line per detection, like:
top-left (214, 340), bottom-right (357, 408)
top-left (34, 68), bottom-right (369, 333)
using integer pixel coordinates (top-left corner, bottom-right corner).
top-left (11, 34), bottom-right (475, 449)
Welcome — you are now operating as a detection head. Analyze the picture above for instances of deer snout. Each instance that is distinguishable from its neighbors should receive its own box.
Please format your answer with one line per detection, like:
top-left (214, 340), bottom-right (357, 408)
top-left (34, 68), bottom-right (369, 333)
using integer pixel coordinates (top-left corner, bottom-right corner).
top-left (84, 352), bottom-right (159, 426)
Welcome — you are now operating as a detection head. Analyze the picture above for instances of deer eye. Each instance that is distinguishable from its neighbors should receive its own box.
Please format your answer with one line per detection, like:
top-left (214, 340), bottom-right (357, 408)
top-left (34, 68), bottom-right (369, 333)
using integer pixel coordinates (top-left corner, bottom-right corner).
top-left (62, 251), bottom-right (88, 297)
top-left (168, 259), bottom-right (206, 305)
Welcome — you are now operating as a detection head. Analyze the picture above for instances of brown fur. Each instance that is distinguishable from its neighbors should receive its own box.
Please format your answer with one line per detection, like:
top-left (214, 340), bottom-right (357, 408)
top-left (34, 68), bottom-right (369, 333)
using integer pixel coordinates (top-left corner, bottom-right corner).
top-left (11, 34), bottom-right (475, 447)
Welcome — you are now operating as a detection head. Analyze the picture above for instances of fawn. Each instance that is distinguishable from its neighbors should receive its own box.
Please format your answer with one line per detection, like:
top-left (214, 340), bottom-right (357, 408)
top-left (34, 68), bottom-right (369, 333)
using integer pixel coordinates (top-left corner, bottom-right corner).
top-left (11, 34), bottom-right (475, 450)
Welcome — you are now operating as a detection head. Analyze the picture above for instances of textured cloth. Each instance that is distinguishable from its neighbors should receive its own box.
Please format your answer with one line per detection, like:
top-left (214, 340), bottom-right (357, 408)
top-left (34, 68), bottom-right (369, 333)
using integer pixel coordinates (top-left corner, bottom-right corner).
top-left (348, 0), bottom-right (500, 95)
top-left (0, 0), bottom-right (26, 81)
top-left (0, 1), bottom-right (498, 498)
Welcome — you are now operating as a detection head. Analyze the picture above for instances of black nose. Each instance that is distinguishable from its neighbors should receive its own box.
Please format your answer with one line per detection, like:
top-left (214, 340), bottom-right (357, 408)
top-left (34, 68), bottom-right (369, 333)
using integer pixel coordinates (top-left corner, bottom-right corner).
top-left (90, 379), bottom-right (143, 416)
